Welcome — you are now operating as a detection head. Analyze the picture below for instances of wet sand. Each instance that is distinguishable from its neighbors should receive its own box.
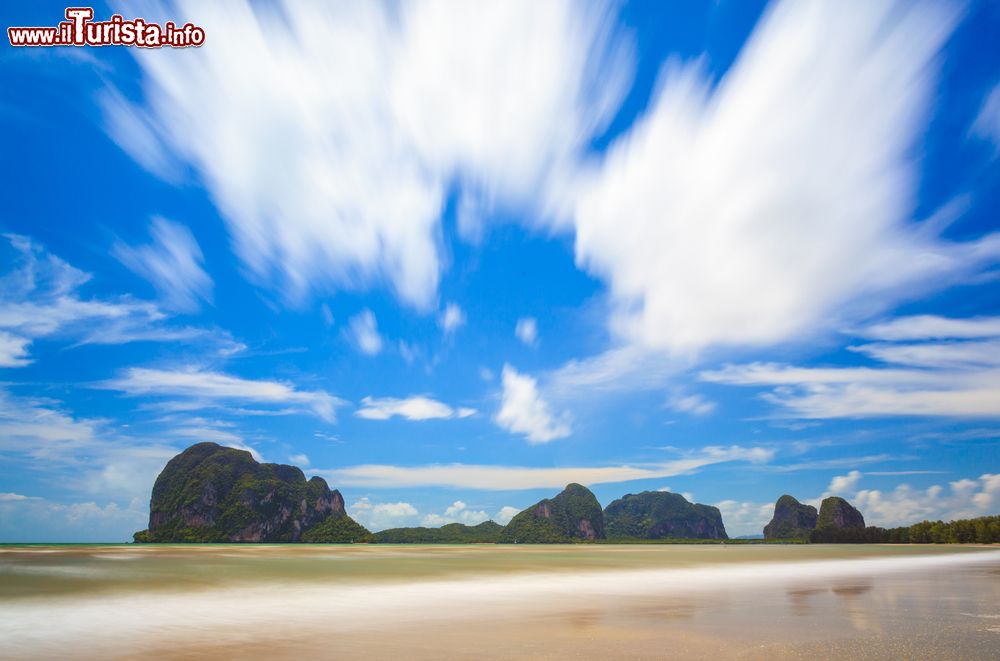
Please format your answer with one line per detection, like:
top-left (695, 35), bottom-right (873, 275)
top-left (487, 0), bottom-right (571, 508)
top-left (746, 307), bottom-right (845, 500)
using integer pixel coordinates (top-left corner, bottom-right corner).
top-left (2, 544), bottom-right (999, 659)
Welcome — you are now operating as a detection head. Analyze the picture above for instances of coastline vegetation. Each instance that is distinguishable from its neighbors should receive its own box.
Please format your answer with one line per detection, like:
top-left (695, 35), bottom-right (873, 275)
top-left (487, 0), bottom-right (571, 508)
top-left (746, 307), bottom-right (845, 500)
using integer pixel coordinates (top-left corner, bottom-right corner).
top-left (809, 515), bottom-right (1000, 544)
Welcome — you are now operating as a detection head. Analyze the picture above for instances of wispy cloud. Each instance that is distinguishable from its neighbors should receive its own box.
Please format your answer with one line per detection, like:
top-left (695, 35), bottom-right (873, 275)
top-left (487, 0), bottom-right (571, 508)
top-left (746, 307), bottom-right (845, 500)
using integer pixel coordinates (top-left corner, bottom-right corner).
top-left (346, 309), bottom-right (383, 356)
top-left (0, 234), bottom-right (235, 364)
top-left (970, 83), bottom-right (1000, 154)
top-left (355, 395), bottom-right (476, 421)
top-left (112, 216), bottom-right (213, 313)
top-left (107, 1), bottom-right (631, 308)
top-left (0, 495), bottom-right (149, 543)
top-left (0, 331), bottom-right (31, 367)
top-left (702, 315), bottom-right (1000, 419)
top-left (100, 366), bottom-right (345, 422)
top-left (0, 387), bottom-right (179, 503)
top-left (666, 390), bottom-right (716, 416)
top-left (515, 317), bottom-right (538, 346)
top-left (438, 303), bottom-right (466, 335)
top-left (322, 445), bottom-right (773, 490)
top-left (856, 315), bottom-right (1000, 341)
top-left (570, 1), bottom-right (996, 358)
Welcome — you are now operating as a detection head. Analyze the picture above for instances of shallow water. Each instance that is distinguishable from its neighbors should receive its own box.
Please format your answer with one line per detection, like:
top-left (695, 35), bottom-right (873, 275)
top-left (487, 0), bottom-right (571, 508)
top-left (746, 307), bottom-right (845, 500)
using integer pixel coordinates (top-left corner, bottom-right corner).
top-left (2, 544), bottom-right (999, 659)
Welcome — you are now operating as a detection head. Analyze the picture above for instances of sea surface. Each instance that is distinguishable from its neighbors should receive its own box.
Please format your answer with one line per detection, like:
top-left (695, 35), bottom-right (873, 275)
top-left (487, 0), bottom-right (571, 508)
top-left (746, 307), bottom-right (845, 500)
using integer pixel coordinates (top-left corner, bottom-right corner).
top-left (2, 544), bottom-right (999, 659)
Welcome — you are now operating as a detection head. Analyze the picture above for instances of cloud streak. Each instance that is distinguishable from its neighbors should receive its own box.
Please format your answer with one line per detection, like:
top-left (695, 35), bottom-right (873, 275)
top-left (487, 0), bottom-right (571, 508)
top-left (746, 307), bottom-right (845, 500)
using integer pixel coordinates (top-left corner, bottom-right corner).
top-left (355, 395), bottom-right (475, 421)
top-left (322, 445), bottom-right (773, 490)
top-left (113, 217), bottom-right (213, 313)
top-left (101, 366), bottom-right (345, 422)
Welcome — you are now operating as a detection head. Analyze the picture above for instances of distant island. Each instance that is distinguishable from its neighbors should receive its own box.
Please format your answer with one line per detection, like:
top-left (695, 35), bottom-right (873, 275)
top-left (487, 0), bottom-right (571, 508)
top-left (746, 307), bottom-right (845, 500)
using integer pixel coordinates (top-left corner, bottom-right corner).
top-left (133, 443), bottom-right (999, 544)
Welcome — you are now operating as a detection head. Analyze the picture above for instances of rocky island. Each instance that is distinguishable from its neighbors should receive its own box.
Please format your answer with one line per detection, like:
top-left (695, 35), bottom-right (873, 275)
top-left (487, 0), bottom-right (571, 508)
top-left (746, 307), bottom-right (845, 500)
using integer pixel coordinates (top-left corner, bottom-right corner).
top-left (133, 442), bottom-right (371, 543)
top-left (603, 491), bottom-right (728, 540)
top-left (762, 494), bottom-right (867, 541)
top-left (499, 483), bottom-right (606, 543)
top-left (136, 443), bottom-right (970, 545)
top-left (762, 494), bottom-right (818, 540)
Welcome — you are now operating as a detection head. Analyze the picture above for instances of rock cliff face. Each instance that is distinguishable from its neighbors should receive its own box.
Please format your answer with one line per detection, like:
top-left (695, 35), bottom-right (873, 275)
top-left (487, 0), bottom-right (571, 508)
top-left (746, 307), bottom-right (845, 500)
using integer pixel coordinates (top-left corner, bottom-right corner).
top-left (499, 483), bottom-right (605, 543)
top-left (763, 494), bottom-right (818, 540)
top-left (817, 496), bottom-right (865, 530)
top-left (604, 491), bottom-right (728, 540)
top-left (133, 442), bottom-right (371, 543)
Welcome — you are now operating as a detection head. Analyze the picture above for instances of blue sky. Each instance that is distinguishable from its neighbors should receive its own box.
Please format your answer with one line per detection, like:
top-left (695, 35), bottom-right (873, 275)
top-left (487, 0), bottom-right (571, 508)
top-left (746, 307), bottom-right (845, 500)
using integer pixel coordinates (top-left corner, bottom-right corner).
top-left (1, 0), bottom-right (999, 541)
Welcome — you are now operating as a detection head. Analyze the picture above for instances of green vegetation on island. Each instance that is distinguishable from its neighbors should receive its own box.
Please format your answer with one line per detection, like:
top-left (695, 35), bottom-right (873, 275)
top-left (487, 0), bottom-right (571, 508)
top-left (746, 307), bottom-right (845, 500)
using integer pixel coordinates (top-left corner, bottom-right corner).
top-left (133, 442), bottom-right (371, 543)
top-left (817, 496), bottom-right (865, 530)
top-left (604, 491), bottom-right (728, 540)
top-left (374, 521), bottom-right (503, 543)
top-left (301, 513), bottom-right (375, 543)
top-left (762, 495), bottom-right (818, 540)
top-left (810, 515), bottom-right (1000, 544)
top-left (135, 444), bottom-right (998, 546)
top-left (499, 483), bottom-right (605, 543)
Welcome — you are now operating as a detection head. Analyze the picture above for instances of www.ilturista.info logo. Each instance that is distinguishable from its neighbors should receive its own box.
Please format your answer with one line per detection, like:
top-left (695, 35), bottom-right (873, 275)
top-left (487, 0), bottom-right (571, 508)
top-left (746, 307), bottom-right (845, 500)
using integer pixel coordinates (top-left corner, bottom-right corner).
top-left (8, 7), bottom-right (205, 48)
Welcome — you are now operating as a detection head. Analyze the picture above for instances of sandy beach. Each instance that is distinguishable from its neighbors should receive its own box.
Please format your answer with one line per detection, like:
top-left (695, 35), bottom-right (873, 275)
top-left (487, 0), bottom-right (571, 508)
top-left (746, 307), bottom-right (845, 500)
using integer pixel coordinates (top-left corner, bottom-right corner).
top-left (2, 544), bottom-right (999, 659)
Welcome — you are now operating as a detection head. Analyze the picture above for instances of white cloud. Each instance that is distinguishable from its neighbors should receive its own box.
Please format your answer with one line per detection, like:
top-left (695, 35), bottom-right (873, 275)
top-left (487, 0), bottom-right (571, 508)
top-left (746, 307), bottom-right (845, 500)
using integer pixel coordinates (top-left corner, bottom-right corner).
top-left (515, 317), bottom-right (538, 346)
top-left (770, 455), bottom-right (896, 473)
top-left (0, 495), bottom-right (149, 543)
top-left (704, 317), bottom-right (1000, 420)
top-left (109, 0), bottom-right (631, 308)
top-left (99, 87), bottom-right (179, 181)
top-left (827, 470), bottom-right (863, 495)
top-left (495, 364), bottom-right (571, 443)
top-left (0, 331), bottom-right (31, 367)
top-left (545, 345), bottom-right (679, 402)
top-left (713, 499), bottom-right (775, 537)
top-left (0, 234), bottom-right (235, 364)
top-left (657, 486), bottom-right (695, 502)
top-left (0, 493), bottom-right (33, 502)
top-left (0, 388), bottom-right (101, 454)
top-left (494, 505), bottom-right (520, 525)
top-left (0, 387), bottom-right (180, 504)
top-left (289, 453), bottom-right (310, 467)
top-left (355, 395), bottom-right (476, 421)
top-left (348, 497), bottom-right (419, 531)
top-left (347, 309), bottom-right (383, 356)
top-left (849, 340), bottom-right (1000, 370)
top-left (421, 500), bottom-right (490, 527)
top-left (570, 1), bottom-right (998, 358)
top-left (703, 347), bottom-right (1000, 420)
top-left (970, 83), bottom-right (1000, 153)
top-left (321, 445), bottom-right (772, 490)
top-left (438, 303), bottom-right (466, 335)
top-left (666, 390), bottom-right (716, 416)
top-left (857, 315), bottom-right (1000, 341)
top-left (113, 216), bottom-right (213, 313)
top-left (101, 366), bottom-right (344, 422)
top-left (850, 473), bottom-right (1000, 527)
